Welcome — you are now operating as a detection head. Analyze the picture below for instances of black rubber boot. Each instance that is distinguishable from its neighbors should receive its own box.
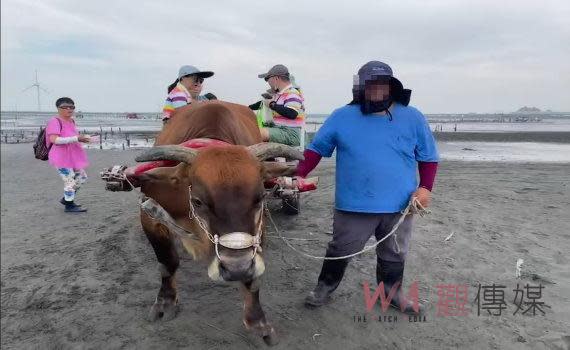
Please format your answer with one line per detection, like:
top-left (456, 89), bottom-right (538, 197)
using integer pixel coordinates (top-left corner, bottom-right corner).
top-left (60, 197), bottom-right (81, 207)
top-left (64, 200), bottom-right (87, 213)
top-left (305, 258), bottom-right (349, 307)
top-left (377, 259), bottom-right (424, 315)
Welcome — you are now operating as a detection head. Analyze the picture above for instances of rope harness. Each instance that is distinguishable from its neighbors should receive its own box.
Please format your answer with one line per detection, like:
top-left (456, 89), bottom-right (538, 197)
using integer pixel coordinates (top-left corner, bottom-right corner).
top-left (267, 197), bottom-right (430, 260)
top-left (140, 184), bottom-right (429, 262)
top-left (127, 138), bottom-right (430, 263)
top-left (187, 186), bottom-right (264, 262)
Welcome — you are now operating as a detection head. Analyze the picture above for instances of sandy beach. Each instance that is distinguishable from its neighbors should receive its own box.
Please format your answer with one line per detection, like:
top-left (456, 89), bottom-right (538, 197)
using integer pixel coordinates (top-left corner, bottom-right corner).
top-left (1, 143), bottom-right (569, 349)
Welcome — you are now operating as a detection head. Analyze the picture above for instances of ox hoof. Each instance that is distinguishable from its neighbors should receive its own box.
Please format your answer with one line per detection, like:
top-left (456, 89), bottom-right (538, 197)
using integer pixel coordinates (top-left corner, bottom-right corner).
top-left (148, 297), bottom-right (178, 322)
top-left (244, 319), bottom-right (279, 346)
top-left (263, 331), bottom-right (279, 346)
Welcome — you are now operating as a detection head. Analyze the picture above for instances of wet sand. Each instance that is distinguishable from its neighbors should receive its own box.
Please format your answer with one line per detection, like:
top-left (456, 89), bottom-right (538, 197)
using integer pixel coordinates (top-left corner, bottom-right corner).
top-left (1, 143), bottom-right (569, 349)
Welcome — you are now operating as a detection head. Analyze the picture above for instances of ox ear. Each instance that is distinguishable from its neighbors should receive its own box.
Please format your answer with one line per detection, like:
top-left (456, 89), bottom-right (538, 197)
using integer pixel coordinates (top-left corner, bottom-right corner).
top-left (262, 161), bottom-right (297, 180)
top-left (247, 143), bottom-right (304, 162)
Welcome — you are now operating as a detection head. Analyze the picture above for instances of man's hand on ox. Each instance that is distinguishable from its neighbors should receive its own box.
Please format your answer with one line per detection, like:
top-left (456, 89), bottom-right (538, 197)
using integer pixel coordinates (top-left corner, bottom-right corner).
top-left (412, 187), bottom-right (431, 209)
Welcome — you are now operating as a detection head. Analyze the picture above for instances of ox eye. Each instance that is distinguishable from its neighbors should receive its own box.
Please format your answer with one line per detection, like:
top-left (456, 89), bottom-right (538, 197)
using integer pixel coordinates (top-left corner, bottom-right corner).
top-left (192, 198), bottom-right (203, 208)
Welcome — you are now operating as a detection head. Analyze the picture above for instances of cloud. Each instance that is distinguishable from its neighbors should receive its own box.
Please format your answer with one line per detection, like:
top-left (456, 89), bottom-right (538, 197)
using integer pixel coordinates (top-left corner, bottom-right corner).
top-left (1, 0), bottom-right (569, 113)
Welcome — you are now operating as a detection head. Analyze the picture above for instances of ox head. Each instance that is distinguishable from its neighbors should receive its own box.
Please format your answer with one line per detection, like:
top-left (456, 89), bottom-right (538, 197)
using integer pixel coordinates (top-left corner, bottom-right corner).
top-left (135, 143), bottom-right (302, 283)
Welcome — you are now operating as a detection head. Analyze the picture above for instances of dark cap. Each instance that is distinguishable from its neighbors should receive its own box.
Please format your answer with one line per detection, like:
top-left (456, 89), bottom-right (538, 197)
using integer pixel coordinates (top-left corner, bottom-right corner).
top-left (357, 61), bottom-right (393, 82)
top-left (352, 60), bottom-right (412, 106)
top-left (258, 64), bottom-right (289, 79)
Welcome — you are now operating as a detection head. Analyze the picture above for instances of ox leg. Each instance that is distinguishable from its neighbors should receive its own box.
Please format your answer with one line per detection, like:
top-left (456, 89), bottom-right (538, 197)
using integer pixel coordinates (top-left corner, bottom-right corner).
top-left (240, 279), bottom-right (278, 346)
top-left (144, 224), bottom-right (180, 322)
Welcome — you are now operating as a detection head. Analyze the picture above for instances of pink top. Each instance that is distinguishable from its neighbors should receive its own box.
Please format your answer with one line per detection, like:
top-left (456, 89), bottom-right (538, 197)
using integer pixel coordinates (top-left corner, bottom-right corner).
top-left (45, 116), bottom-right (89, 169)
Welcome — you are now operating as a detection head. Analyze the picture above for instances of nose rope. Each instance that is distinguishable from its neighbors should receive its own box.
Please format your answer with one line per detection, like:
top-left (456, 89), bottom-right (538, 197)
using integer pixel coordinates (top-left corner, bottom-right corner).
top-left (188, 187), bottom-right (264, 261)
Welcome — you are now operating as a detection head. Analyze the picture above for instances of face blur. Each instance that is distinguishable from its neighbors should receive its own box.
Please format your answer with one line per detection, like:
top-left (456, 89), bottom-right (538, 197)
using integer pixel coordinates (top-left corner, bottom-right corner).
top-left (181, 75), bottom-right (204, 98)
top-left (364, 81), bottom-right (390, 102)
top-left (57, 104), bottom-right (75, 118)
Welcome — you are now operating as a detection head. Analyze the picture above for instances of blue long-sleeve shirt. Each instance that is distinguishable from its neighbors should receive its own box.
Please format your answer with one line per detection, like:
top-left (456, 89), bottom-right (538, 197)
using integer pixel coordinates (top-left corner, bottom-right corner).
top-left (308, 103), bottom-right (439, 213)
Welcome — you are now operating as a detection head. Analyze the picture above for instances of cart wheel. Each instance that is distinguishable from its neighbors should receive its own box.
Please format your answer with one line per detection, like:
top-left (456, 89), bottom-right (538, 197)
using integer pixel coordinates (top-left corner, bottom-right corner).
top-left (282, 192), bottom-right (300, 215)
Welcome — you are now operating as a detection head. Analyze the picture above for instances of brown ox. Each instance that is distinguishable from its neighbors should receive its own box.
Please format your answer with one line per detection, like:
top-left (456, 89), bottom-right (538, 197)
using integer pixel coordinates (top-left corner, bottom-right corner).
top-left (134, 101), bottom-right (301, 345)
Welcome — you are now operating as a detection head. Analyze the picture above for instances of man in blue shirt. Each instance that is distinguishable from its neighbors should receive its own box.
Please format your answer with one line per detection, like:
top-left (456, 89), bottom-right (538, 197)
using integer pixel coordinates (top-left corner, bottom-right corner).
top-left (297, 61), bottom-right (439, 314)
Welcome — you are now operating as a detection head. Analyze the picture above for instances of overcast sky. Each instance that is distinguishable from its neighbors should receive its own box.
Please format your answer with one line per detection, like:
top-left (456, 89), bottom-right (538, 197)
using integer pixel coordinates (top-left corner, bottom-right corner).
top-left (1, 0), bottom-right (569, 114)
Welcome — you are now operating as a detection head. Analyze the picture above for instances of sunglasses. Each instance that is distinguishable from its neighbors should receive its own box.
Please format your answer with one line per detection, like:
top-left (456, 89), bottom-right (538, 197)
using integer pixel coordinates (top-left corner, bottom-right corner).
top-left (58, 105), bottom-right (75, 110)
top-left (183, 75), bottom-right (204, 84)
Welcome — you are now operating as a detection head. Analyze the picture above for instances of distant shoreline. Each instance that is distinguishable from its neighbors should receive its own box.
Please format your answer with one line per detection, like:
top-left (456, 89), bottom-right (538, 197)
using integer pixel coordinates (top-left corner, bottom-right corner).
top-left (432, 131), bottom-right (570, 143)
top-left (305, 131), bottom-right (570, 144)
top-left (2, 130), bottom-right (569, 145)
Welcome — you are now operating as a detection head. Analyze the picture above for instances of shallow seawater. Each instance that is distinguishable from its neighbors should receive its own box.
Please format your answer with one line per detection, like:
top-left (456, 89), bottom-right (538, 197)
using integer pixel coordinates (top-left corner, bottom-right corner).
top-left (438, 142), bottom-right (570, 163)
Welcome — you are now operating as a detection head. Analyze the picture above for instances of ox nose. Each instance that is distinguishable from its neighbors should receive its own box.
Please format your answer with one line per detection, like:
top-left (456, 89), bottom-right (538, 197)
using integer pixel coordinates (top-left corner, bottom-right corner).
top-left (218, 248), bottom-right (256, 282)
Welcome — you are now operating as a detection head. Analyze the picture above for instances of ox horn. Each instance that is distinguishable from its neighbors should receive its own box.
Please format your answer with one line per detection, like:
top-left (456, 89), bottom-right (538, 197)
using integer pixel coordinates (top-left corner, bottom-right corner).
top-left (135, 145), bottom-right (199, 164)
top-left (247, 142), bottom-right (304, 162)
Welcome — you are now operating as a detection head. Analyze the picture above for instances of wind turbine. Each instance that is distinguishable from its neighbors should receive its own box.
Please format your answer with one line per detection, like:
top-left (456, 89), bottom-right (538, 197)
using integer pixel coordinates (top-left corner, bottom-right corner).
top-left (22, 70), bottom-right (49, 111)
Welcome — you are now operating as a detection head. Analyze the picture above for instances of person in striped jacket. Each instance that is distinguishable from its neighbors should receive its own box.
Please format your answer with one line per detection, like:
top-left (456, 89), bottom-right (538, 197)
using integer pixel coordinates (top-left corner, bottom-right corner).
top-left (162, 65), bottom-right (216, 124)
top-left (249, 64), bottom-right (306, 146)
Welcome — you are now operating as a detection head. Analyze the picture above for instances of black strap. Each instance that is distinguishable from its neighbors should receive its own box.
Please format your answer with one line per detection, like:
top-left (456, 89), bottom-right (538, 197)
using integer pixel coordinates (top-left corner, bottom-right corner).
top-left (45, 118), bottom-right (63, 153)
top-left (248, 101), bottom-right (262, 110)
top-left (269, 103), bottom-right (298, 119)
